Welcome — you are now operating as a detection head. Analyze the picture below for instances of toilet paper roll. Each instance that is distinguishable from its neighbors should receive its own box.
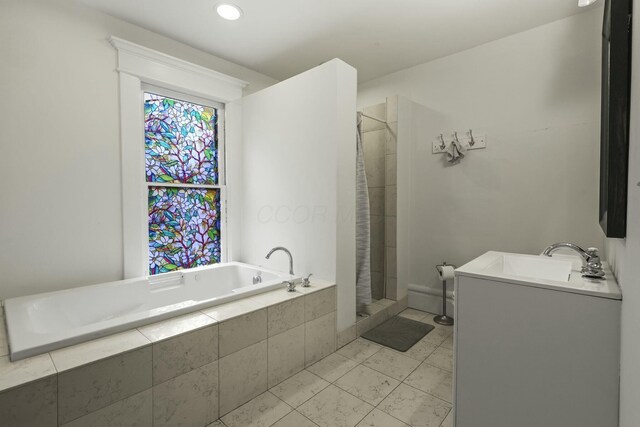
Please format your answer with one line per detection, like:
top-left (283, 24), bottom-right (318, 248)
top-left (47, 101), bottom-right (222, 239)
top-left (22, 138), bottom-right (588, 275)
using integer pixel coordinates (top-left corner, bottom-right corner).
top-left (438, 265), bottom-right (455, 281)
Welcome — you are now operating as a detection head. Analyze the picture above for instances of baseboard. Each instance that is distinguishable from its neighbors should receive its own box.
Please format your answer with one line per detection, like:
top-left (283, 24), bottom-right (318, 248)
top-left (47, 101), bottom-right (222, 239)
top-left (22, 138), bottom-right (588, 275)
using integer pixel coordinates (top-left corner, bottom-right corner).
top-left (408, 283), bottom-right (455, 318)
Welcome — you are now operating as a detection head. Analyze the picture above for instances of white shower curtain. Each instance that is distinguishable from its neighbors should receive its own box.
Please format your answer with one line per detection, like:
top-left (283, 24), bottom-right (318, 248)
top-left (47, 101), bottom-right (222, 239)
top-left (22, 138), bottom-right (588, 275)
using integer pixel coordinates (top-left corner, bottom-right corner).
top-left (355, 112), bottom-right (372, 314)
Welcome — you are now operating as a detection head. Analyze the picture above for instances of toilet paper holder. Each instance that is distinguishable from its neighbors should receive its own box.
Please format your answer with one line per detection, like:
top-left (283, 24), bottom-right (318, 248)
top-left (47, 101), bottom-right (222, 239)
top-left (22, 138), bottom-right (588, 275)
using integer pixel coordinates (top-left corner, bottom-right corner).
top-left (434, 262), bottom-right (455, 326)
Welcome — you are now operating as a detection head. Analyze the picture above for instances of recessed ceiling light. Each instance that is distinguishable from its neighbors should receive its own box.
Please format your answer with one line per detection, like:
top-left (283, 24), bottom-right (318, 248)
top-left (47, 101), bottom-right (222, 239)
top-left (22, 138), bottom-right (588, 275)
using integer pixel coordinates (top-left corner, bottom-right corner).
top-left (578, 0), bottom-right (598, 7)
top-left (216, 3), bottom-right (243, 20)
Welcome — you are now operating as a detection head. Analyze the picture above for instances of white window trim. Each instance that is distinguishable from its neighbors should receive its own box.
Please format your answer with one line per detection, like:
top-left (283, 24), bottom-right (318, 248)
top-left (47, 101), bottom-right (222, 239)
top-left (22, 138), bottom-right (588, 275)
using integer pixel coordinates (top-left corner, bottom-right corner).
top-left (109, 36), bottom-right (247, 279)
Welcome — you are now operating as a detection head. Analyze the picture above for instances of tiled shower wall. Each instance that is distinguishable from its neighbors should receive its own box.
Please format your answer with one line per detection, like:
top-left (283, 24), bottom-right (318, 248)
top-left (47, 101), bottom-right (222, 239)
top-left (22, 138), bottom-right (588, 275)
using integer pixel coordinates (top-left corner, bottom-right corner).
top-left (361, 96), bottom-right (398, 301)
top-left (385, 96), bottom-right (398, 300)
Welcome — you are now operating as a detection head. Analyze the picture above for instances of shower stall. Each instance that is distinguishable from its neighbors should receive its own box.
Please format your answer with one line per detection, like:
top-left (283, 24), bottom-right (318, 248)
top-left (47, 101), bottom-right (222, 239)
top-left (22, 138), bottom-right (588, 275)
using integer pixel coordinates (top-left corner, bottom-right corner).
top-left (357, 96), bottom-right (399, 308)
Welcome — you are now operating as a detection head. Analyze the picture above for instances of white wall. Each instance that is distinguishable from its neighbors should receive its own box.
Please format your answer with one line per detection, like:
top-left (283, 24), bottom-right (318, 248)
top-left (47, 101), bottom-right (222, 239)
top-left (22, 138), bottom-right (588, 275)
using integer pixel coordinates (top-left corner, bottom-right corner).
top-left (0, 0), bottom-right (277, 300)
top-left (359, 9), bottom-right (605, 305)
top-left (230, 60), bottom-right (357, 331)
top-left (605, 1), bottom-right (640, 425)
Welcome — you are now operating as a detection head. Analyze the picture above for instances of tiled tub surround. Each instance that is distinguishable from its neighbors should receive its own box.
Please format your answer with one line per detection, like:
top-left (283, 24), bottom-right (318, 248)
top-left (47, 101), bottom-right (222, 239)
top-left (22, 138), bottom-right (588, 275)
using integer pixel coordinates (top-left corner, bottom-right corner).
top-left (0, 280), bottom-right (336, 427)
top-left (5, 262), bottom-right (298, 361)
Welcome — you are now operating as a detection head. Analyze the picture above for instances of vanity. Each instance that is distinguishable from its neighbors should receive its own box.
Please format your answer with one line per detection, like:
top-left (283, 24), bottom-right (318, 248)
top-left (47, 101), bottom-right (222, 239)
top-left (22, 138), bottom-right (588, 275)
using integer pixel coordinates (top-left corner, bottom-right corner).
top-left (453, 251), bottom-right (621, 427)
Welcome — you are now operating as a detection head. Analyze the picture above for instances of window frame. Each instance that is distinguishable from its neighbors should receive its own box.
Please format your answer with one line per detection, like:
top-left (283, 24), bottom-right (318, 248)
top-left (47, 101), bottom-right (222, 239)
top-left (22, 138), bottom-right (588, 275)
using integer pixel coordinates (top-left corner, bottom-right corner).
top-left (142, 84), bottom-right (227, 273)
top-left (110, 36), bottom-right (246, 279)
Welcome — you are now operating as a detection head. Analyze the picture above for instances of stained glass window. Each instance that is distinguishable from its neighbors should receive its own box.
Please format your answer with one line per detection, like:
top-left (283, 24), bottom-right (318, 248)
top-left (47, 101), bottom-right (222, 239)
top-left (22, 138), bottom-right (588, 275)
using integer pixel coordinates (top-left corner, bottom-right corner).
top-left (144, 92), bottom-right (219, 185)
top-left (144, 92), bottom-right (223, 275)
top-left (148, 187), bottom-right (221, 275)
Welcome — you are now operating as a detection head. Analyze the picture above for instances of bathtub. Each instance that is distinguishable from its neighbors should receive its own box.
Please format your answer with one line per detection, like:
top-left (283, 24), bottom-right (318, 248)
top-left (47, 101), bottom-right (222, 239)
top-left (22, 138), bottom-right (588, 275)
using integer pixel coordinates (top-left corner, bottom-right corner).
top-left (3, 262), bottom-right (298, 361)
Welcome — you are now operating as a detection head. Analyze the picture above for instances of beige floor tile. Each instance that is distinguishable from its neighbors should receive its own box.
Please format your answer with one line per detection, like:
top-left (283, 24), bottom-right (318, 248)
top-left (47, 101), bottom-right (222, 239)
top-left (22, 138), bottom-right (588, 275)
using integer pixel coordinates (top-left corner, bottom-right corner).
top-left (421, 325), bottom-right (453, 346)
top-left (356, 408), bottom-right (409, 427)
top-left (425, 347), bottom-right (453, 372)
top-left (404, 363), bottom-right (453, 403)
top-left (336, 338), bottom-right (382, 363)
top-left (298, 385), bottom-right (373, 427)
top-left (269, 370), bottom-right (330, 408)
top-left (221, 391), bottom-right (292, 427)
top-left (417, 318), bottom-right (454, 346)
top-left (362, 348), bottom-right (420, 381)
top-left (440, 334), bottom-right (454, 350)
top-left (441, 409), bottom-right (454, 427)
top-left (378, 384), bottom-right (451, 427)
top-left (391, 339), bottom-right (439, 362)
top-left (334, 364), bottom-right (400, 406)
top-left (271, 410), bottom-right (318, 427)
top-left (206, 421), bottom-right (225, 427)
top-left (397, 308), bottom-right (428, 322)
top-left (306, 353), bottom-right (359, 383)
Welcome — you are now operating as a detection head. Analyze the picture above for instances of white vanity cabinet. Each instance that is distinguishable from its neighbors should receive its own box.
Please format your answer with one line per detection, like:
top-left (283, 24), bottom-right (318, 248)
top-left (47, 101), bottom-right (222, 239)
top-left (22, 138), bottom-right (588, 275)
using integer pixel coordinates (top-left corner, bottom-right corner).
top-left (453, 251), bottom-right (621, 427)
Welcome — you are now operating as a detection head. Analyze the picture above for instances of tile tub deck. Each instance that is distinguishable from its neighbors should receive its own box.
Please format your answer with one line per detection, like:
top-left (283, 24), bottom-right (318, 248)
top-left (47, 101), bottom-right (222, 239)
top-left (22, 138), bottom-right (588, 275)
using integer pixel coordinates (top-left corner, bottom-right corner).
top-left (0, 280), bottom-right (344, 426)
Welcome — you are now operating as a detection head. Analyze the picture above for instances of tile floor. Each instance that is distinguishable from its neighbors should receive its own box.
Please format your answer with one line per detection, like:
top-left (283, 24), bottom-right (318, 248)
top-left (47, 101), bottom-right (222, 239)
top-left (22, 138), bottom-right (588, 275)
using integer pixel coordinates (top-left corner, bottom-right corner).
top-left (208, 308), bottom-right (454, 427)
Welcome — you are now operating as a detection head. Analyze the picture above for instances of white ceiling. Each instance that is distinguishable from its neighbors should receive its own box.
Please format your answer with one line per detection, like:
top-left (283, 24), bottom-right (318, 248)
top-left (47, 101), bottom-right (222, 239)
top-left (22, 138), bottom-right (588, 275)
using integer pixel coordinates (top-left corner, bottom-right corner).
top-left (81, 0), bottom-right (601, 83)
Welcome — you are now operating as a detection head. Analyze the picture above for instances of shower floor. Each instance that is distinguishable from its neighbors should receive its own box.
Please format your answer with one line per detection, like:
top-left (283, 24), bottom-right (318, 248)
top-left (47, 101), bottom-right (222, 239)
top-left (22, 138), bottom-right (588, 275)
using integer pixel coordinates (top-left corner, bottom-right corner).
top-left (210, 308), bottom-right (454, 427)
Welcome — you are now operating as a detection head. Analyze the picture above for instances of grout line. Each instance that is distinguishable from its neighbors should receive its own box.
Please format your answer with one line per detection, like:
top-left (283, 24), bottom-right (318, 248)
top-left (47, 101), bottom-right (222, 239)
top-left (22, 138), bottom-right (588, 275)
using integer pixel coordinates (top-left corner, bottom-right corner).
top-left (437, 406), bottom-right (453, 427)
top-left (224, 322), bottom-right (453, 427)
top-left (331, 359), bottom-right (405, 426)
top-left (261, 390), bottom-right (295, 426)
top-left (271, 370), bottom-right (332, 410)
top-left (400, 381), bottom-right (453, 406)
top-left (296, 409), bottom-right (322, 427)
top-left (221, 306), bottom-right (452, 427)
top-left (358, 327), bottom-right (454, 423)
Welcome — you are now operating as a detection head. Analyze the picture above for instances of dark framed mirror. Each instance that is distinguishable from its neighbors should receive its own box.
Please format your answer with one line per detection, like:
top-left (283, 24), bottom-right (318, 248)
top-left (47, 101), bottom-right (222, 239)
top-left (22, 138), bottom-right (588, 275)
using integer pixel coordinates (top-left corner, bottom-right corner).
top-left (599, 0), bottom-right (632, 238)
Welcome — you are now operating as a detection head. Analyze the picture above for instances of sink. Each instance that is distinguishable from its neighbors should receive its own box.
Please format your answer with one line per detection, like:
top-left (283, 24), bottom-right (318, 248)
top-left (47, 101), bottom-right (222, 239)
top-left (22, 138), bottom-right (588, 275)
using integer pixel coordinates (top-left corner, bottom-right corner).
top-left (456, 251), bottom-right (621, 300)
top-left (487, 254), bottom-right (572, 282)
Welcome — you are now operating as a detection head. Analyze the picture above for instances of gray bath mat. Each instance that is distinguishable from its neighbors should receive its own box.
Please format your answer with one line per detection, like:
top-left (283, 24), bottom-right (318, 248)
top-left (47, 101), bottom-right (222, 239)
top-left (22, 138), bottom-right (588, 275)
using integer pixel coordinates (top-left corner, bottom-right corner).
top-left (361, 316), bottom-right (435, 352)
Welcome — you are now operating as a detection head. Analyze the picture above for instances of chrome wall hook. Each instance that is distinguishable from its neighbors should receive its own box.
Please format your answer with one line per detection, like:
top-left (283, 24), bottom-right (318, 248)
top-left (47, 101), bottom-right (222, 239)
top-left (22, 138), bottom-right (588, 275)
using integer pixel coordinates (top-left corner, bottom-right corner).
top-left (468, 129), bottom-right (476, 147)
top-left (453, 131), bottom-right (461, 144)
top-left (439, 134), bottom-right (447, 150)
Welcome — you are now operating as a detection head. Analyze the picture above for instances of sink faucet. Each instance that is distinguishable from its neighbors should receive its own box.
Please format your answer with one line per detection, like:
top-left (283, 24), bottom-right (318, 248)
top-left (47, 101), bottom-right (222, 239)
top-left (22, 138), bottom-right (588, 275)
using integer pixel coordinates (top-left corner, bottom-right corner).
top-left (542, 243), bottom-right (605, 279)
top-left (265, 246), bottom-right (294, 275)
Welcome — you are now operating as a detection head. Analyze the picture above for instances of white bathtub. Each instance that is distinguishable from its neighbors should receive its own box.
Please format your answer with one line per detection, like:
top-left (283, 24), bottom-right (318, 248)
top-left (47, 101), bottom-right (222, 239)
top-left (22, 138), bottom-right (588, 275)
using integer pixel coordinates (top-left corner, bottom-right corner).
top-left (4, 262), bottom-right (298, 361)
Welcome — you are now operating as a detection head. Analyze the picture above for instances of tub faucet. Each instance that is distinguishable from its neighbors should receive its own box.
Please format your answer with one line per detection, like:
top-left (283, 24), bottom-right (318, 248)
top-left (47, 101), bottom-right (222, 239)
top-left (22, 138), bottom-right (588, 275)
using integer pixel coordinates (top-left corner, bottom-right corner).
top-left (542, 243), bottom-right (605, 279)
top-left (265, 246), bottom-right (294, 275)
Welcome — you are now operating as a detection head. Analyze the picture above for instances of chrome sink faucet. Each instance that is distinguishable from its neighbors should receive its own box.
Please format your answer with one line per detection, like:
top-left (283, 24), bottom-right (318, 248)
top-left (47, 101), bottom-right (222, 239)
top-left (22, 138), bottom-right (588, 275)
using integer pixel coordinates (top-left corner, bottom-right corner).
top-left (542, 243), bottom-right (605, 279)
top-left (265, 246), bottom-right (294, 275)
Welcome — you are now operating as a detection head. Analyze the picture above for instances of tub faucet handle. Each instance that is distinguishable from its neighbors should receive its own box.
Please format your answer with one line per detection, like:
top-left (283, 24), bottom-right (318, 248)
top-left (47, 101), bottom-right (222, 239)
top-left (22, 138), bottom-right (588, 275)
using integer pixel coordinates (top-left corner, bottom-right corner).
top-left (302, 273), bottom-right (313, 287)
top-left (284, 280), bottom-right (296, 292)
